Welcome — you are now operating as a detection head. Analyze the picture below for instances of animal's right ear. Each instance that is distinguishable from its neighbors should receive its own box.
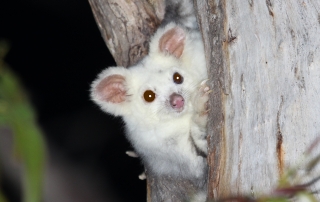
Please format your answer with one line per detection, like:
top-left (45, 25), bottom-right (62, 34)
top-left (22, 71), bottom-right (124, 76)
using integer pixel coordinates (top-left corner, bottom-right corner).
top-left (90, 67), bottom-right (131, 116)
top-left (93, 74), bottom-right (127, 104)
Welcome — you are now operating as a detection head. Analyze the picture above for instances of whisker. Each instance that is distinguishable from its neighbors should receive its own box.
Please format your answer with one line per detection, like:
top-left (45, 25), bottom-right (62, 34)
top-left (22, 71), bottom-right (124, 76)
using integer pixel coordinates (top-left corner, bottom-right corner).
top-left (181, 79), bottom-right (203, 100)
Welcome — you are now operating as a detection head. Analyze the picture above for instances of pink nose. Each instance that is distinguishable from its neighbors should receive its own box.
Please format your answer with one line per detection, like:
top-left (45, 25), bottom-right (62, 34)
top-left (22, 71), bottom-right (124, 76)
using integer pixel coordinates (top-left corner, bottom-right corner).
top-left (170, 93), bottom-right (184, 110)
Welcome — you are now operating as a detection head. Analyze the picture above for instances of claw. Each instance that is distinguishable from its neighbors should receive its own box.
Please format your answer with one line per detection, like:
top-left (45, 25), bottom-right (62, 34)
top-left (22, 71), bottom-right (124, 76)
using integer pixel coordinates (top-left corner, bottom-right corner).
top-left (126, 151), bottom-right (139, 158)
top-left (199, 79), bottom-right (211, 96)
top-left (205, 89), bottom-right (212, 95)
top-left (200, 79), bottom-right (209, 85)
top-left (200, 108), bottom-right (210, 116)
top-left (139, 172), bottom-right (146, 180)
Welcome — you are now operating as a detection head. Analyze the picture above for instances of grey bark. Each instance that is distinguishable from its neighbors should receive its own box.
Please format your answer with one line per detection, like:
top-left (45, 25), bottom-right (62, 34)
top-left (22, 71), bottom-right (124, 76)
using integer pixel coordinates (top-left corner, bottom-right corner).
top-left (196, 0), bottom-right (320, 200)
top-left (193, 1), bottom-right (226, 199)
top-left (88, 0), bottom-right (164, 67)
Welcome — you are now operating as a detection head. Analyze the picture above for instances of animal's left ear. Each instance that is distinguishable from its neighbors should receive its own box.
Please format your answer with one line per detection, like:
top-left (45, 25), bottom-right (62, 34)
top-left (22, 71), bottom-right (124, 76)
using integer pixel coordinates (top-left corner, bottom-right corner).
top-left (159, 27), bottom-right (186, 58)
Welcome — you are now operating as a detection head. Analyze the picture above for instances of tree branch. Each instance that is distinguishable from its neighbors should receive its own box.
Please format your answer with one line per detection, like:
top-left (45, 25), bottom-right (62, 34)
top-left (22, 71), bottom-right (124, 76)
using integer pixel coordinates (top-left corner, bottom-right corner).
top-left (88, 0), bottom-right (165, 67)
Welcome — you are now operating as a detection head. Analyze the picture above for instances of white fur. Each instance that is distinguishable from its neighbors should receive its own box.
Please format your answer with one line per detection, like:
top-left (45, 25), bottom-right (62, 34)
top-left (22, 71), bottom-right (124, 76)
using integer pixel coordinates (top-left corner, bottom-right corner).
top-left (91, 23), bottom-right (208, 180)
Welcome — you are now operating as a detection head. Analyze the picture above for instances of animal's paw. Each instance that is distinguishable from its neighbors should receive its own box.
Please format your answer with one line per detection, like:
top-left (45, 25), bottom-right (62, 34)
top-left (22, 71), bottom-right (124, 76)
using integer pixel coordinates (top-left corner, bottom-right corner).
top-left (192, 79), bottom-right (210, 127)
top-left (194, 79), bottom-right (211, 115)
top-left (126, 151), bottom-right (139, 158)
top-left (138, 172), bottom-right (146, 180)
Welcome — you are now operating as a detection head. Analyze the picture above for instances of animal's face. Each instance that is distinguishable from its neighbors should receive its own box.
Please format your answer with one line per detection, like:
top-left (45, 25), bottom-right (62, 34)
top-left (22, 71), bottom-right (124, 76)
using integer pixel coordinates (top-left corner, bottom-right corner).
top-left (91, 24), bottom-right (201, 122)
top-left (129, 64), bottom-right (197, 121)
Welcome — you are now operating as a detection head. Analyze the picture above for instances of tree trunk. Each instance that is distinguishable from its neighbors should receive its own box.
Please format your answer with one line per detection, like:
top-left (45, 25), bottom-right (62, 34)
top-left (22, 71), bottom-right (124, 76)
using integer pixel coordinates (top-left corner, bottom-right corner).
top-left (89, 0), bottom-right (320, 201)
top-left (196, 0), bottom-right (320, 200)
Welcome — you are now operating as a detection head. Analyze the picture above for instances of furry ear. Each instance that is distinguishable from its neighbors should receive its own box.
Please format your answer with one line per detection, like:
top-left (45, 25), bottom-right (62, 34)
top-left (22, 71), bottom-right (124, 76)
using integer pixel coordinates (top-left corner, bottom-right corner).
top-left (159, 27), bottom-right (186, 58)
top-left (93, 74), bottom-right (127, 103)
top-left (90, 67), bottom-right (133, 116)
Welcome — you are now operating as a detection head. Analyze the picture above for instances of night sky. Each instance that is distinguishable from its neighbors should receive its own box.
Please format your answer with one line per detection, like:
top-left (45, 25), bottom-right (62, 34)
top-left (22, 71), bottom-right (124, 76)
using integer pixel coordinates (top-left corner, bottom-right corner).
top-left (1, 0), bottom-right (146, 201)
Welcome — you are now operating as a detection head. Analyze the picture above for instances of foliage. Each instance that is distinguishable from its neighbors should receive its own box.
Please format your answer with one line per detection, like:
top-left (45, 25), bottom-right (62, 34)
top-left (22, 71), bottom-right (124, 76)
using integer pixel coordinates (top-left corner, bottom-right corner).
top-left (0, 40), bottom-right (46, 202)
top-left (0, 191), bottom-right (7, 202)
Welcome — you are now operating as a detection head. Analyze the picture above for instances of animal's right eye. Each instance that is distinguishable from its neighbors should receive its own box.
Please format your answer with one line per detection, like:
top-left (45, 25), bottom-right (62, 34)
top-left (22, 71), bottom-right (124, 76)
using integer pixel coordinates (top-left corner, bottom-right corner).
top-left (143, 90), bottom-right (156, 102)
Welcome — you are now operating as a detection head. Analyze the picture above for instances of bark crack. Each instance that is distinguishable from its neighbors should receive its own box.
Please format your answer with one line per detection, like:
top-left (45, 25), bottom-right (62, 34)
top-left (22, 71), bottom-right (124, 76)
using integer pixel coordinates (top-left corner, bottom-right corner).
top-left (276, 95), bottom-right (284, 176)
top-left (227, 28), bottom-right (237, 43)
top-left (266, 0), bottom-right (274, 17)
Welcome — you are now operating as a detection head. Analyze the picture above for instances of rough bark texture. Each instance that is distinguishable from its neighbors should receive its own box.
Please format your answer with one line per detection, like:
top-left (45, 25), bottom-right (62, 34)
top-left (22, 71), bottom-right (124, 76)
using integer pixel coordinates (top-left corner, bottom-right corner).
top-left (89, 0), bottom-right (320, 201)
top-left (147, 174), bottom-right (207, 202)
top-left (194, 0), bottom-right (226, 200)
top-left (88, 0), bottom-right (165, 67)
top-left (196, 0), bottom-right (320, 200)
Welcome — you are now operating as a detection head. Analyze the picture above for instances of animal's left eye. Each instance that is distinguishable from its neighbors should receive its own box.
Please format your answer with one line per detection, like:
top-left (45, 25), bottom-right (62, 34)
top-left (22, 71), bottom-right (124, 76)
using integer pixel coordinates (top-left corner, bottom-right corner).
top-left (173, 72), bottom-right (183, 84)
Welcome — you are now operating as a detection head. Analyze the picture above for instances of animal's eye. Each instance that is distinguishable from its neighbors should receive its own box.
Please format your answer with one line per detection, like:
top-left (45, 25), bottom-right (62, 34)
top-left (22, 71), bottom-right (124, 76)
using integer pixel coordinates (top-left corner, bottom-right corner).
top-left (173, 72), bottom-right (183, 84)
top-left (143, 90), bottom-right (156, 102)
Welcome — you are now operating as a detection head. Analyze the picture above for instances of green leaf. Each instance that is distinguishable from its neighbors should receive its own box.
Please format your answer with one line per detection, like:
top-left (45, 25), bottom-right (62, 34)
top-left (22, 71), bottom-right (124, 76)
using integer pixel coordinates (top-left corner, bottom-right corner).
top-left (0, 40), bottom-right (46, 202)
top-left (0, 192), bottom-right (8, 202)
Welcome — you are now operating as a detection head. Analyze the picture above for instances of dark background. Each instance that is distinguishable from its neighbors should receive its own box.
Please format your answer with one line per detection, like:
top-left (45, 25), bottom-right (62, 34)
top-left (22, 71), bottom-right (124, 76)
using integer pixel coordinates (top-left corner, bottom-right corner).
top-left (1, 0), bottom-right (146, 201)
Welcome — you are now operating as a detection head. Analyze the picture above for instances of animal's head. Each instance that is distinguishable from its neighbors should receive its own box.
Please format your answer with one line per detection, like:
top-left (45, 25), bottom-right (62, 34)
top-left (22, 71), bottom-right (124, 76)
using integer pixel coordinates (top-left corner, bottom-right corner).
top-left (91, 24), bottom-right (202, 122)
